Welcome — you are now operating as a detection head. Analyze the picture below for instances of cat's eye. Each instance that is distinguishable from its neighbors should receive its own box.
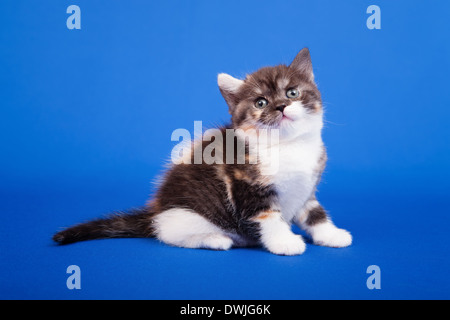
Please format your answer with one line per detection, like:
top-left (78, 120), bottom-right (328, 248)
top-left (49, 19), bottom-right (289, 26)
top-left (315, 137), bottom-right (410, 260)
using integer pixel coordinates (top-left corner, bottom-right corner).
top-left (255, 98), bottom-right (268, 109)
top-left (286, 88), bottom-right (299, 98)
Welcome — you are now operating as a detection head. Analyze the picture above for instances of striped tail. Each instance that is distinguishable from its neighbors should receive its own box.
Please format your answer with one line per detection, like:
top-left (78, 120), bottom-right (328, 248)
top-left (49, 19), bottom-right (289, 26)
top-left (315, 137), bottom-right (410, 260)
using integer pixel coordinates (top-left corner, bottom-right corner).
top-left (52, 207), bottom-right (156, 245)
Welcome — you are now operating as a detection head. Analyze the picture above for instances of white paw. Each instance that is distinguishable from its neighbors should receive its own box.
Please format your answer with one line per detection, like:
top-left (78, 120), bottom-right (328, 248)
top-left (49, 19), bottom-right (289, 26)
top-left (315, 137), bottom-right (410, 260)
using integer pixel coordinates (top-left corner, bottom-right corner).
top-left (201, 234), bottom-right (234, 250)
top-left (310, 223), bottom-right (352, 248)
top-left (265, 233), bottom-right (306, 256)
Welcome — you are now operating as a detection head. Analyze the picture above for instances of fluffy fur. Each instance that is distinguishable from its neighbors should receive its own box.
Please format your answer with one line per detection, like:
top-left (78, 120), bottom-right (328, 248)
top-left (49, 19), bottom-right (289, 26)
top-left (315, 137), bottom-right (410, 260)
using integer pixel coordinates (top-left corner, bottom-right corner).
top-left (53, 48), bottom-right (352, 255)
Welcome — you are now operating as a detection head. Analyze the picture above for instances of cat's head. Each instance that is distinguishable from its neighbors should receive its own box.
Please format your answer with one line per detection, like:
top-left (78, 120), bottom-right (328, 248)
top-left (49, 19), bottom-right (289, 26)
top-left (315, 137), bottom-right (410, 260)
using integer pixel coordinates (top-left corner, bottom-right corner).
top-left (218, 48), bottom-right (323, 140)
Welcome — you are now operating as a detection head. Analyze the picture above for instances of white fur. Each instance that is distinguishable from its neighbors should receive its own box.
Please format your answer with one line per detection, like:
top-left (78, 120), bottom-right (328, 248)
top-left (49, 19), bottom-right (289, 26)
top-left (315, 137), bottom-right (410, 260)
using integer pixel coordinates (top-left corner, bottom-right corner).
top-left (280, 101), bottom-right (324, 139)
top-left (154, 208), bottom-right (234, 250)
top-left (304, 219), bottom-right (352, 248)
top-left (258, 101), bottom-right (325, 223)
top-left (255, 212), bottom-right (306, 255)
top-left (217, 73), bottom-right (243, 93)
top-left (270, 105), bottom-right (352, 249)
top-left (294, 200), bottom-right (353, 248)
top-left (273, 137), bottom-right (323, 223)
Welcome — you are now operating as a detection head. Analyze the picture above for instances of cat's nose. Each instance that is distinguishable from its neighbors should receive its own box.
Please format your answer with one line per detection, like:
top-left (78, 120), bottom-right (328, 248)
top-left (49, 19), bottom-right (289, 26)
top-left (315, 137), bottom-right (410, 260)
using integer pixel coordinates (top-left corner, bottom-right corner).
top-left (275, 105), bottom-right (286, 113)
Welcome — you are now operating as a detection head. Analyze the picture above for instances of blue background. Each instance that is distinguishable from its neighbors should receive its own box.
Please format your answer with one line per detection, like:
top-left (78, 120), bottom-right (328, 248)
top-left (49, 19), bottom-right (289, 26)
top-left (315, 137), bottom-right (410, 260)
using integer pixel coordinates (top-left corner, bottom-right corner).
top-left (1, 0), bottom-right (449, 299)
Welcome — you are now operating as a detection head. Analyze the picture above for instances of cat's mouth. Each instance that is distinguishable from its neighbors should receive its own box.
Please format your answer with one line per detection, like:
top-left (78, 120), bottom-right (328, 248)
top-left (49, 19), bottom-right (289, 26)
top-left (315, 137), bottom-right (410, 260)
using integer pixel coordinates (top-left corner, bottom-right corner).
top-left (271, 114), bottom-right (293, 127)
top-left (256, 113), bottom-right (295, 130)
top-left (278, 112), bottom-right (295, 125)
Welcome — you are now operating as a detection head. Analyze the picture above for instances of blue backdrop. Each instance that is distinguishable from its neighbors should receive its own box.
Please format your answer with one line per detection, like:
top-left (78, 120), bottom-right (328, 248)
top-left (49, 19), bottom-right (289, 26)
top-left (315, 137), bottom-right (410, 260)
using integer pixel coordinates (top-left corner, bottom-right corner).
top-left (1, 0), bottom-right (449, 299)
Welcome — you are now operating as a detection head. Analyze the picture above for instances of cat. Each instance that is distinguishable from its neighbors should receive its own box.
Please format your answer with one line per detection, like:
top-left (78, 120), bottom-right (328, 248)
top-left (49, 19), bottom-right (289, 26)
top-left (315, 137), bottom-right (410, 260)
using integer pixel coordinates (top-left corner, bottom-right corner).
top-left (53, 48), bottom-right (352, 255)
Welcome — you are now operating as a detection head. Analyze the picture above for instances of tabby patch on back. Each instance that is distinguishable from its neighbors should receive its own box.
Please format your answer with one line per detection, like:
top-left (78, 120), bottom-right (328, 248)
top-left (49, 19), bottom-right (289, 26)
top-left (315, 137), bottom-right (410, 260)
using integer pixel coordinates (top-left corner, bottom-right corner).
top-left (53, 48), bottom-right (352, 255)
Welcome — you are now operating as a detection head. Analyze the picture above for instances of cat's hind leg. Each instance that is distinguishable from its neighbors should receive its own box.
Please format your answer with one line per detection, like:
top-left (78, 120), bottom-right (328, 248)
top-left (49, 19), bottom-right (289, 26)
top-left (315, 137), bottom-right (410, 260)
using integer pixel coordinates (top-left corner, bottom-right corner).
top-left (153, 208), bottom-right (234, 250)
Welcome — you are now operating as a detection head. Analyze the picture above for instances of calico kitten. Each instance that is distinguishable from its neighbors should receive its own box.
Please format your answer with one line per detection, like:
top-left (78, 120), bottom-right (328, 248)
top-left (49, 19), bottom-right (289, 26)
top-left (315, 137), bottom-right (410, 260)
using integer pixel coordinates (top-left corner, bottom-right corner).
top-left (53, 48), bottom-right (352, 255)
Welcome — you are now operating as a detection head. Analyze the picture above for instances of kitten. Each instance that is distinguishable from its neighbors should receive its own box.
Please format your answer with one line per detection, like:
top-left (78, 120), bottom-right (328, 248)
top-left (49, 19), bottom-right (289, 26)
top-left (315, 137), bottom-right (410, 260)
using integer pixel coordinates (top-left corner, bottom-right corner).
top-left (53, 48), bottom-right (352, 255)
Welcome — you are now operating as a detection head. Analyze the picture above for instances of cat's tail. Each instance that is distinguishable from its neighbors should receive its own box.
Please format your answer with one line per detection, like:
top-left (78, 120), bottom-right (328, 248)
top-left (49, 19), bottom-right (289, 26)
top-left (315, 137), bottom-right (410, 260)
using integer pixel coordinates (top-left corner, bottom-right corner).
top-left (52, 207), bottom-right (157, 245)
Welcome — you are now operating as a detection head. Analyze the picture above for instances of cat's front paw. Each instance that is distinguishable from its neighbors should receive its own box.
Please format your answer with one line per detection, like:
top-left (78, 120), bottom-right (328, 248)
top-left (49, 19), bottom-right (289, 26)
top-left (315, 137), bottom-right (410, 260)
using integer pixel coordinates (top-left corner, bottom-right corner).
top-left (265, 234), bottom-right (306, 256)
top-left (310, 223), bottom-right (352, 248)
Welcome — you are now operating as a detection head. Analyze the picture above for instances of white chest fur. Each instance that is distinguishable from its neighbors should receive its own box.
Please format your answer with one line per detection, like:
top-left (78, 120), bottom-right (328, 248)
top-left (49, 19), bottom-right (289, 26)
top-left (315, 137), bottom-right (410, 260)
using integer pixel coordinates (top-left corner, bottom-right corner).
top-left (259, 136), bottom-right (324, 223)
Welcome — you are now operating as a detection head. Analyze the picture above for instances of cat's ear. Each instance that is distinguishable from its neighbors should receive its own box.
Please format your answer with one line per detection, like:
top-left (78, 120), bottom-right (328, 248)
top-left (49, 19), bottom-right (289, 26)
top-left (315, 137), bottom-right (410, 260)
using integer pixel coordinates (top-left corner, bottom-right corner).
top-left (290, 48), bottom-right (314, 82)
top-left (218, 73), bottom-right (244, 112)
